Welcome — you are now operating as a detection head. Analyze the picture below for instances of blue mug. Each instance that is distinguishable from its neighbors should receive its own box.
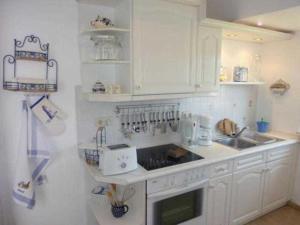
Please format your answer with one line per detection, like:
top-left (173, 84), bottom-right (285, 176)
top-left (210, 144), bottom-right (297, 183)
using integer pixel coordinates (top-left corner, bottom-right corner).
top-left (257, 121), bottom-right (269, 133)
top-left (111, 204), bottom-right (129, 218)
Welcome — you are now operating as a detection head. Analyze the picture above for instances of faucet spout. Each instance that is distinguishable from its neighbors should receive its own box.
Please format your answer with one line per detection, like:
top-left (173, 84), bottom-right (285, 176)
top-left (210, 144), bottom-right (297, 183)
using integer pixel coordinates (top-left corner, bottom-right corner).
top-left (234, 126), bottom-right (249, 138)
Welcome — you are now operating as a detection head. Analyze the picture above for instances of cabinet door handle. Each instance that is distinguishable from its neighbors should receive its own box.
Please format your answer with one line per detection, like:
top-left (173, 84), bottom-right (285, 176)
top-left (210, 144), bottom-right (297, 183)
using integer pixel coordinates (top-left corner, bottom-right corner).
top-left (135, 84), bottom-right (142, 90)
top-left (216, 167), bottom-right (226, 172)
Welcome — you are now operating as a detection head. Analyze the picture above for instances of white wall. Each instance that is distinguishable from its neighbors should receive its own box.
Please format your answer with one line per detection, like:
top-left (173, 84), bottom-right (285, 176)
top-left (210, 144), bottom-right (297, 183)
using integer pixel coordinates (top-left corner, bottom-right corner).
top-left (207, 0), bottom-right (300, 21)
top-left (257, 33), bottom-right (300, 204)
top-left (221, 39), bottom-right (262, 82)
top-left (0, 1), bottom-right (264, 225)
top-left (0, 1), bottom-right (85, 225)
top-left (258, 33), bottom-right (300, 133)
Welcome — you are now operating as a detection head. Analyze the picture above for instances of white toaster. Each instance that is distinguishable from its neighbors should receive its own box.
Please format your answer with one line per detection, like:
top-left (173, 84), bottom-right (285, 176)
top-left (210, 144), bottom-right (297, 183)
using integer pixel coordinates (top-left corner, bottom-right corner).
top-left (99, 144), bottom-right (138, 176)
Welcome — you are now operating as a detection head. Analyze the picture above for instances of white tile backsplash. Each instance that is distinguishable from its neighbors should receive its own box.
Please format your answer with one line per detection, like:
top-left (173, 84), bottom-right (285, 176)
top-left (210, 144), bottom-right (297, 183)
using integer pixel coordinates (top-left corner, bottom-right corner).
top-left (76, 85), bottom-right (258, 148)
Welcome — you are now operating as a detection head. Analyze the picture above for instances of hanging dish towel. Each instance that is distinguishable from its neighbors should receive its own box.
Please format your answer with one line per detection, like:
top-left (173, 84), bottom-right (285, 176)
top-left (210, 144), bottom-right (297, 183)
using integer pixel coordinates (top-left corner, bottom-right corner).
top-left (12, 99), bottom-right (52, 209)
top-left (30, 96), bottom-right (67, 136)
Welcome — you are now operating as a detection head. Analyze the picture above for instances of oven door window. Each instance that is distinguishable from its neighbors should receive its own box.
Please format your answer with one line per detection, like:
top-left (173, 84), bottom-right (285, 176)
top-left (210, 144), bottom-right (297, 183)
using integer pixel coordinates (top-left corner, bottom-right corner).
top-left (154, 189), bottom-right (203, 225)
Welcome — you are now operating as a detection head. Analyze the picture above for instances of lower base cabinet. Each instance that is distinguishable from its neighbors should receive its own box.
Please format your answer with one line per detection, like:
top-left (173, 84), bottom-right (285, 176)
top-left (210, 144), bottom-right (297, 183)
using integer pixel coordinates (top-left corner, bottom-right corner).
top-left (207, 174), bottom-right (232, 225)
top-left (230, 165), bottom-right (265, 225)
top-left (262, 158), bottom-right (291, 214)
top-left (229, 154), bottom-right (294, 225)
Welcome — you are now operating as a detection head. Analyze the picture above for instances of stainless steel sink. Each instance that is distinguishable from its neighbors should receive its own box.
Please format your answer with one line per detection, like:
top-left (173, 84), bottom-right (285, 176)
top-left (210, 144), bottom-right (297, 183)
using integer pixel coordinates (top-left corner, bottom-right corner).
top-left (215, 133), bottom-right (283, 151)
top-left (242, 133), bottom-right (282, 144)
top-left (215, 138), bottom-right (257, 150)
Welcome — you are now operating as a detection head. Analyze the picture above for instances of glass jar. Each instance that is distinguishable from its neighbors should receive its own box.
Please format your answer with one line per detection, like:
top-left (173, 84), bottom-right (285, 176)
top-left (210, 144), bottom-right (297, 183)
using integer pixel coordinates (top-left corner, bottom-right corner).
top-left (91, 35), bottom-right (121, 60)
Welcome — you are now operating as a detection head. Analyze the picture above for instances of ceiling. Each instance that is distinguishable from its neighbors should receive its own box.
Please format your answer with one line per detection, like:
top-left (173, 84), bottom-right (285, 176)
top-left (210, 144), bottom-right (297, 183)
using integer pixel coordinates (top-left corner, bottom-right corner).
top-left (237, 6), bottom-right (300, 33)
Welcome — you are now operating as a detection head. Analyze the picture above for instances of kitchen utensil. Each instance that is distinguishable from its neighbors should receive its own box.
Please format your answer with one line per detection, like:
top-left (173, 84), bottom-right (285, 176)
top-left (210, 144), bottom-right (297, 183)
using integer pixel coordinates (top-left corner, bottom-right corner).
top-left (111, 204), bottom-right (129, 218)
top-left (257, 119), bottom-right (269, 133)
top-left (198, 115), bottom-right (213, 146)
top-left (106, 191), bottom-right (117, 206)
top-left (180, 114), bottom-right (198, 145)
top-left (233, 67), bottom-right (248, 82)
top-left (109, 184), bottom-right (119, 206)
top-left (135, 112), bottom-right (140, 133)
top-left (91, 35), bottom-right (121, 60)
top-left (150, 112), bottom-right (156, 136)
top-left (171, 110), bottom-right (180, 132)
top-left (161, 111), bottom-right (167, 134)
top-left (122, 186), bottom-right (136, 202)
top-left (90, 15), bottom-right (114, 29)
top-left (91, 185), bottom-right (108, 195)
top-left (92, 81), bottom-right (106, 93)
top-left (84, 149), bottom-right (99, 166)
top-left (121, 113), bottom-right (126, 132)
top-left (156, 112), bottom-right (161, 129)
top-left (143, 112), bottom-right (148, 132)
top-left (167, 147), bottom-right (187, 159)
top-left (217, 119), bottom-right (237, 136)
top-left (169, 111), bottom-right (177, 132)
top-left (126, 113), bottom-right (130, 130)
top-left (131, 113), bottom-right (136, 133)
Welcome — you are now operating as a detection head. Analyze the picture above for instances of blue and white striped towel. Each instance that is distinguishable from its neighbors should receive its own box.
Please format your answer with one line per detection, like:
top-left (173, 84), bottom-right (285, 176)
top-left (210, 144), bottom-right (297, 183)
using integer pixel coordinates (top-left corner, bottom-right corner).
top-left (12, 99), bottom-right (52, 209)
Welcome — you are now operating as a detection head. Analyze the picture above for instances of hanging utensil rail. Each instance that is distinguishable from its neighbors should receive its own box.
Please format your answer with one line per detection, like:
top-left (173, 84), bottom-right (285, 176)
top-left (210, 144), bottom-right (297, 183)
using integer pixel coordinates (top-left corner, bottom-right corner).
top-left (115, 102), bottom-right (180, 114)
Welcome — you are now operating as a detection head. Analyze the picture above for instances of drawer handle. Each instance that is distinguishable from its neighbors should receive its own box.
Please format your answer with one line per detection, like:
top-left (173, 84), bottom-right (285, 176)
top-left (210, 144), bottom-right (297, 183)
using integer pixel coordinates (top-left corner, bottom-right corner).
top-left (238, 155), bottom-right (263, 165)
top-left (135, 84), bottom-right (142, 90)
top-left (216, 167), bottom-right (226, 172)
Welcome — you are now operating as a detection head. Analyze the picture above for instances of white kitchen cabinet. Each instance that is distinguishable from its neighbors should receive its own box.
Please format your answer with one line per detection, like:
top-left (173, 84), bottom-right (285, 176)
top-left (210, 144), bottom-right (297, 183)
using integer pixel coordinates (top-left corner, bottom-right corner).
top-left (262, 158), bottom-right (292, 214)
top-left (133, 0), bottom-right (199, 95)
top-left (196, 26), bottom-right (221, 92)
top-left (230, 164), bottom-right (265, 225)
top-left (207, 174), bottom-right (232, 225)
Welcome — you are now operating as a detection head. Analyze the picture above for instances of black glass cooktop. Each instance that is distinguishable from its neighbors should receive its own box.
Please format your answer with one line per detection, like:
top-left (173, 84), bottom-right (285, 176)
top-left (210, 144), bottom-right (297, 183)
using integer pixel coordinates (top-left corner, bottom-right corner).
top-left (137, 144), bottom-right (204, 171)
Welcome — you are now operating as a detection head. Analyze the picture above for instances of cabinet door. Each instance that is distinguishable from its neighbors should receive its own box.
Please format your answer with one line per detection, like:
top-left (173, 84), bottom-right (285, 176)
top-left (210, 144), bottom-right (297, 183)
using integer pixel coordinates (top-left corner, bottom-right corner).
top-left (230, 165), bottom-right (265, 225)
top-left (262, 158), bottom-right (291, 214)
top-left (207, 174), bottom-right (232, 225)
top-left (133, 0), bottom-right (197, 95)
top-left (196, 26), bottom-right (221, 92)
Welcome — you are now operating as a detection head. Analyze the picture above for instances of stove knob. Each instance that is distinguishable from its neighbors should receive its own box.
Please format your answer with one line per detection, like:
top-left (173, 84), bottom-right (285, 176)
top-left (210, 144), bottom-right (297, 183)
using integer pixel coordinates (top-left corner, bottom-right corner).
top-left (120, 162), bottom-right (127, 169)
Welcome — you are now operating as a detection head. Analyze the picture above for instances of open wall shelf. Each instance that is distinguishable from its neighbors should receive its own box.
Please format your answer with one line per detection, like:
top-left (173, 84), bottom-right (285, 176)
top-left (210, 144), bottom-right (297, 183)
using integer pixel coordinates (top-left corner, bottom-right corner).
top-left (80, 27), bottom-right (130, 36)
top-left (82, 60), bottom-right (131, 64)
top-left (220, 81), bottom-right (265, 86)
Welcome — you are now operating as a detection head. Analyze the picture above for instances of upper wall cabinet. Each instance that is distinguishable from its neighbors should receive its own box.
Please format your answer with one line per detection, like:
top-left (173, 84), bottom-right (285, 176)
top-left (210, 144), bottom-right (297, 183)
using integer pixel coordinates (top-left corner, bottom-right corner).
top-left (133, 0), bottom-right (200, 95)
top-left (196, 26), bottom-right (221, 92)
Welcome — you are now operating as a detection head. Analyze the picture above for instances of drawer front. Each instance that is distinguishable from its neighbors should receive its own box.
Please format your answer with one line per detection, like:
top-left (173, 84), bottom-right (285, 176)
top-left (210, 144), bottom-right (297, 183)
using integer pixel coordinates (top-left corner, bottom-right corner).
top-left (234, 153), bottom-right (266, 171)
top-left (268, 147), bottom-right (293, 162)
top-left (209, 160), bottom-right (233, 178)
top-left (147, 177), bottom-right (169, 194)
top-left (147, 167), bottom-right (205, 194)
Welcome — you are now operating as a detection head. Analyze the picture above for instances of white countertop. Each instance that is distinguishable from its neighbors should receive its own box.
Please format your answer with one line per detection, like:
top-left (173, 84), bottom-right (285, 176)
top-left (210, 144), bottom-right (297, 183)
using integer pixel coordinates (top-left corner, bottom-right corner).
top-left (81, 131), bottom-right (299, 185)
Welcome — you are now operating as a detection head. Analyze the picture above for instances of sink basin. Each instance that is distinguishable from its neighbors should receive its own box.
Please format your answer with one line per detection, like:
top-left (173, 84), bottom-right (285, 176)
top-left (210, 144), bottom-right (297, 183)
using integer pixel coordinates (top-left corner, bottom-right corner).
top-left (215, 138), bottom-right (257, 150)
top-left (215, 133), bottom-right (284, 151)
top-left (242, 133), bottom-right (281, 144)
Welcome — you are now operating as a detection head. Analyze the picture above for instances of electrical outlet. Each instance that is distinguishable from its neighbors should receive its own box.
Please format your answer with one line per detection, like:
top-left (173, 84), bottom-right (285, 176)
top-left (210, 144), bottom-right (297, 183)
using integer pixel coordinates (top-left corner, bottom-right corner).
top-left (96, 116), bottom-right (112, 127)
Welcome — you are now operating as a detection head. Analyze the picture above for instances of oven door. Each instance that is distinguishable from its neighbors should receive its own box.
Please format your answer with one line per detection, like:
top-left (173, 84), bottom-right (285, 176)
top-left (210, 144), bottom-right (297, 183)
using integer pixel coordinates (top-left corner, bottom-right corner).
top-left (147, 179), bottom-right (208, 225)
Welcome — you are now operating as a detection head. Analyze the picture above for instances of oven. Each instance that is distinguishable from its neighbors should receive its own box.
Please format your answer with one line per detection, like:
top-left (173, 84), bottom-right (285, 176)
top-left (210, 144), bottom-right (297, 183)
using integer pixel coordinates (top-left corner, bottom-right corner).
top-left (147, 168), bottom-right (208, 225)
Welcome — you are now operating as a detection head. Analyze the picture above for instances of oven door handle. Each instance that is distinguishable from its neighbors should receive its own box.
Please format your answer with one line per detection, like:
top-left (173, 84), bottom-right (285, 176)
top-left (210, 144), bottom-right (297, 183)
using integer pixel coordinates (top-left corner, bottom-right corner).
top-left (147, 179), bottom-right (209, 201)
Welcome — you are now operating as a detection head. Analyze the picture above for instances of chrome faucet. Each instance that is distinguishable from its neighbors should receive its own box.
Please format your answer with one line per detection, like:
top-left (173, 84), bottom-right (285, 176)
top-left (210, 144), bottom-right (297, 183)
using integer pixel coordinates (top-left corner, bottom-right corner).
top-left (233, 126), bottom-right (249, 138)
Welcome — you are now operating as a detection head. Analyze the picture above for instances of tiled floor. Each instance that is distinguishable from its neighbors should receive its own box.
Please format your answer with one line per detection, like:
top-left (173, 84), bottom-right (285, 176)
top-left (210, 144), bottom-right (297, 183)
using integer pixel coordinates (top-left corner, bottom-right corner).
top-left (246, 206), bottom-right (300, 225)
